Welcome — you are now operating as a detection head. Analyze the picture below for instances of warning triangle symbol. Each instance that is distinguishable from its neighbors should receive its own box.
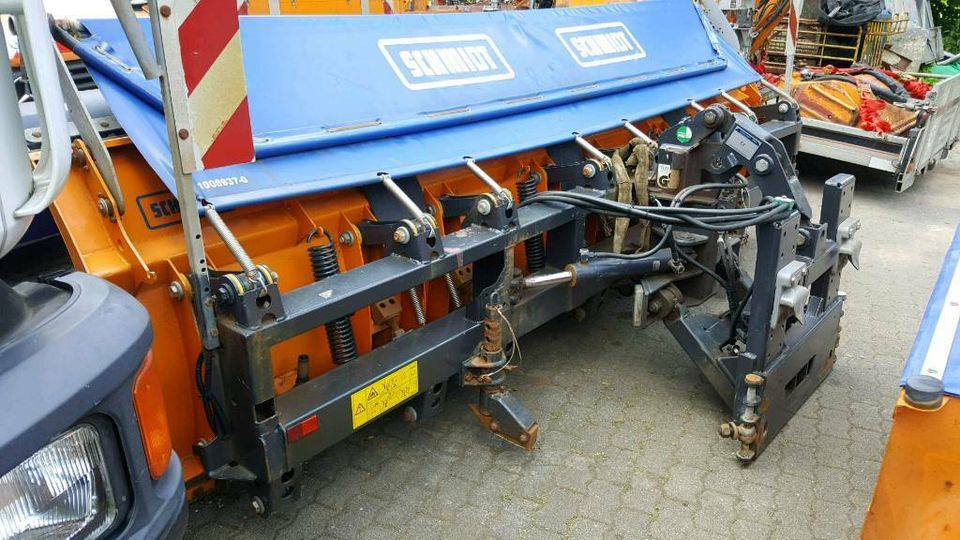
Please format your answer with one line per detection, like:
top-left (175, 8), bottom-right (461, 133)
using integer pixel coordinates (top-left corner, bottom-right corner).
top-left (355, 403), bottom-right (366, 415)
top-left (368, 388), bottom-right (379, 400)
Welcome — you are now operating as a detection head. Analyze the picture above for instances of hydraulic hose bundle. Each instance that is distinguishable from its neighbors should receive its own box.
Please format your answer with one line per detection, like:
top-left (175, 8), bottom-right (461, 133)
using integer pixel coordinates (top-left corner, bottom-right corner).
top-left (520, 185), bottom-right (793, 239)
top-left (521, 182), bottom-right (793, 340)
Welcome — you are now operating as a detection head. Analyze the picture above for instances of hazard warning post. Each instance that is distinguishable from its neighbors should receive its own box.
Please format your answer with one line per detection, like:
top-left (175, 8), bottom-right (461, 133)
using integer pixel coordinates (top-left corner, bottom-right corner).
top-left (154, 0), bottom-right (255, 173)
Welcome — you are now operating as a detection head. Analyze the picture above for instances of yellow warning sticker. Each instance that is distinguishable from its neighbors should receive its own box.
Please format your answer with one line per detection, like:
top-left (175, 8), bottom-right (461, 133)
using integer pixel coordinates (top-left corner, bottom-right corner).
top-left (350, 361), bottom-right (419, 429)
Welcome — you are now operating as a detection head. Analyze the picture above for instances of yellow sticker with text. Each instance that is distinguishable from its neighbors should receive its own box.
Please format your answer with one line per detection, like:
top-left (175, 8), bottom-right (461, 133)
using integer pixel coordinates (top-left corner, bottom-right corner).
top-left (350, 361), bottom-right (419, 429)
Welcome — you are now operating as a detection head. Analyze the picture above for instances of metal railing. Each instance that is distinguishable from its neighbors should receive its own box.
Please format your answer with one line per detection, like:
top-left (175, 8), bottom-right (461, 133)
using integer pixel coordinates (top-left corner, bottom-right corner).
top-left (764, 14), bottom-right (908, 72)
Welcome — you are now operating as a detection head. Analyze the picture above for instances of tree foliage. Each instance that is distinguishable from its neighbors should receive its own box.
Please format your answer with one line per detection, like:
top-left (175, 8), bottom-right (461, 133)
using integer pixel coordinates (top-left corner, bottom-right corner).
top-left (931, 0), bottom-right (960, 53)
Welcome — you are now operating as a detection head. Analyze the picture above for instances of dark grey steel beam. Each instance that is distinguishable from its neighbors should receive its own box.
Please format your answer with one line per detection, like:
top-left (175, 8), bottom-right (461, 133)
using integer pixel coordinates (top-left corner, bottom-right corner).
top-left (221, 201), bottom-right (579, 347)
top-left (276, 261), bottom-right (617, 466)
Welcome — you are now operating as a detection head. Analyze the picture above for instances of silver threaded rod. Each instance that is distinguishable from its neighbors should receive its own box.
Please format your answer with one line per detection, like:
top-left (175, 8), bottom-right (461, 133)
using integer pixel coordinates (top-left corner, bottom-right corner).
top-left (408, 287), bottom-right (426, 326)
top-left (444, 273), bottom-right (462, 309)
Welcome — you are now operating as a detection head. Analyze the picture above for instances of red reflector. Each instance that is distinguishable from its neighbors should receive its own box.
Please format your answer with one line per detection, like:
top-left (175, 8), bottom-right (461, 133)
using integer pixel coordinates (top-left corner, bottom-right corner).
top-left (286, 415), bottom-right (319, 443)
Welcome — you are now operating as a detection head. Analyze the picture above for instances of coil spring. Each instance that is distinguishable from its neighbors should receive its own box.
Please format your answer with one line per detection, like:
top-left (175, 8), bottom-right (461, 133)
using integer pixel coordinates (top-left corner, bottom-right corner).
top-left (517, 175), bottom-right (546, 271)
top-left (307, 232), bottom-right (358, 364)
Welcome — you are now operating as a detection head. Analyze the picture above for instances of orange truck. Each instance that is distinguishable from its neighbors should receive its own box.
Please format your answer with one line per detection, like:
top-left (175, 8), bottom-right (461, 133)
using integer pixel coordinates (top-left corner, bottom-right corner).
top-left (2, 0), bottom-right (860, 533)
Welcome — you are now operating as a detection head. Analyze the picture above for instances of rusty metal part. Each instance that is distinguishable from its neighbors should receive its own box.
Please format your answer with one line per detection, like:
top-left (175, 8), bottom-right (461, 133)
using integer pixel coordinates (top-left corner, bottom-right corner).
top-left (463, 303), bottom-right (509, 386)
top-left (469, 396), bottom-right (539, 451)
top-left (464, 303), bottom-right (537, 450)
top-left (719, 373), bottom-right (767, 461)
top-left (371, 295), bottom-right (403, 338)
top-left (645, 285), bottom-right (682, 323)
top-left (482, 310), bottom-right (503, 355)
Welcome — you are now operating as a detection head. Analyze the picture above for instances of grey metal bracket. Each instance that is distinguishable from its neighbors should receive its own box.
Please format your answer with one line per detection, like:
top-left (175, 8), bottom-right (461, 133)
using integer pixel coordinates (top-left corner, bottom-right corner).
top-left (770, 260), bottom-right (810, 327)
top-left (54, 52), bottom-right (125, 215)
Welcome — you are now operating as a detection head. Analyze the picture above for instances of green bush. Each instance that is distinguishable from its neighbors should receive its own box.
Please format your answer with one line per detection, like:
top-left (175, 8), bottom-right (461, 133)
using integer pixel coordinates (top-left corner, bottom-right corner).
top-left (932, 0), bottom-right (960, 53)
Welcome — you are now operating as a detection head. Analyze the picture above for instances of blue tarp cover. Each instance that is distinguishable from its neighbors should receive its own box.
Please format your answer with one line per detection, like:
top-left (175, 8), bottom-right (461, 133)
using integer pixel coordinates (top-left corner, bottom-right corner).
top-left (74, 2), bottom-right (759, 209)
top-left (901, 226), bottom-right (960, 396)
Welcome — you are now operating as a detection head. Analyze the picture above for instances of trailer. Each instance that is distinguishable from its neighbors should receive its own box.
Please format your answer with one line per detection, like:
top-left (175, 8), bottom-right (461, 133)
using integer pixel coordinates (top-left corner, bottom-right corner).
top-left (2, 0), bottom-right (860, 529)
top-left (797, 71), bottom-right (960, 192)
top-left (719, 0), bottom-right (960, 192)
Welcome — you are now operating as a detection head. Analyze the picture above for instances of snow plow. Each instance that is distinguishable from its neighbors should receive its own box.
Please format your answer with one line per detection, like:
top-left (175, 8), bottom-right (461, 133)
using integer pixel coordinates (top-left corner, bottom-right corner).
top-left (3, 0), bottom-right (859, 523)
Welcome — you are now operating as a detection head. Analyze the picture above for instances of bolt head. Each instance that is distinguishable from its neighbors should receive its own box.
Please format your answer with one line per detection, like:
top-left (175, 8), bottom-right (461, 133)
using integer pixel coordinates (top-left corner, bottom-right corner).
top-left (519, 433), bottom-right (529, 443)
top-left (703, 108), bottom-right (720, 127)
top-left (96, 197), bottom-right (112, 217)
top-left (338, 231), bottom-right (355, 246)
top-left (735, 446), bottom-right (757, 462)
top-left (168, 282), bottom-right (184, 300)
top-left (489, 421), bottom-right (500, 433)
top-left (178, 128), bottom-right (189, 140)
top-left (718, 423), bottom-right (734, 438)
top-left (744, 373), bottom-right (764, 386)
top-left (778, 102), bottom-right (790, 114)
top-left (476, 198), bottom-right (492, 216)
top-left (251, 496), bottom-right (266, 515)
top-left (393, 226), bottom-right (410, 244)
top-left (401, 406), bottom-right (418, 423)
top-left (159, 4), bottom-right (172, 17)
top-left (581, 162), bottom-right (597, 178)
top-left (754, 157), bottom-right (771, 174)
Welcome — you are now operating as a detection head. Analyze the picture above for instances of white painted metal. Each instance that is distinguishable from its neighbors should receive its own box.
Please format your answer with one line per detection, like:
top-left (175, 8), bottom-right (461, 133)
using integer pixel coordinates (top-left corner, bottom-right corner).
top-left (2, 0), bottom-right (70, 220)
top-left (698, 0), bottom-right (740, 49)
top-left (782, 0), bottom-right (803, 94)
top-left (109, 0), bottom-right (160, 79)
top-left (143, 0), bottom-right (220, 349)
top-left (0, 21), bottom-right (33, 257)
top-left (920, 258), bottom-right (960, 380)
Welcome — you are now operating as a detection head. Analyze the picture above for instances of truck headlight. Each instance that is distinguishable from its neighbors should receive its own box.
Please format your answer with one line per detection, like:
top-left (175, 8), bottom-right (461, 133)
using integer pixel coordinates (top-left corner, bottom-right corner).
top-left (0, 425), bottom-right (118, 539)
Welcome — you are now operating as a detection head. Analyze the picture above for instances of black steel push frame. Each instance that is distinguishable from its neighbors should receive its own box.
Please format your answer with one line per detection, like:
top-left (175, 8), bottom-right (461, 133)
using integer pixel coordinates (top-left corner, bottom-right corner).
top-left (190, 103), bottom-right (860, 514)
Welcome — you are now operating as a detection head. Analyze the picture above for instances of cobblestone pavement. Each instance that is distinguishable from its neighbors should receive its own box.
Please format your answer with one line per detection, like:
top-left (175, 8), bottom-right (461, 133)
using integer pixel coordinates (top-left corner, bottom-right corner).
top-left (186, 154), bottom-right (960, 540)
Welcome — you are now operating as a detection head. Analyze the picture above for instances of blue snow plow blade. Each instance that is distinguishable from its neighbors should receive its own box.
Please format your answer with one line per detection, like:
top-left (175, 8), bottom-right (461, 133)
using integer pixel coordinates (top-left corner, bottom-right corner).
top-left (73, 2), bottom-right (759, 210)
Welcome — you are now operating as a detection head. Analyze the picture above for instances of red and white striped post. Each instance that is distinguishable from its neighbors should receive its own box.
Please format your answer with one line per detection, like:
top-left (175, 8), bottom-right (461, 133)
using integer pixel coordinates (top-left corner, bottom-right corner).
top-left (154, 0), bottom-right (255, 173)
top-left (145, 0), bottom-right (256, 348)
top-left (782, 0), bottom-right (803, 94)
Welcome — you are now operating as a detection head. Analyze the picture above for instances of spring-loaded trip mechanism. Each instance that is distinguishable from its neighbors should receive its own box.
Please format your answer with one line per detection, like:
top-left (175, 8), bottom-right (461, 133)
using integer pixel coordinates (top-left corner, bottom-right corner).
top-left (516, 172), bottom-right (545, 271)
top-left (307, 229), bottom-right (358, 364)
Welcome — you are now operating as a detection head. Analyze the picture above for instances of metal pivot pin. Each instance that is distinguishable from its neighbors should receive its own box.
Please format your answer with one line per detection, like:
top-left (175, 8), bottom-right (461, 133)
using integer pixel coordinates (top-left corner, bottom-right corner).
top-left (573, 132), bottom-right (612, 168)
top-left (378, 172), bottom-right (434, 232)
top-left (759, 77), bottom-right (798, 107)
top-left (464, 157), bottom-right (512, 203)
top-left (622, 120), bottom-right (657, 147)
top-left (720, 90), bottom-right (758, 121)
